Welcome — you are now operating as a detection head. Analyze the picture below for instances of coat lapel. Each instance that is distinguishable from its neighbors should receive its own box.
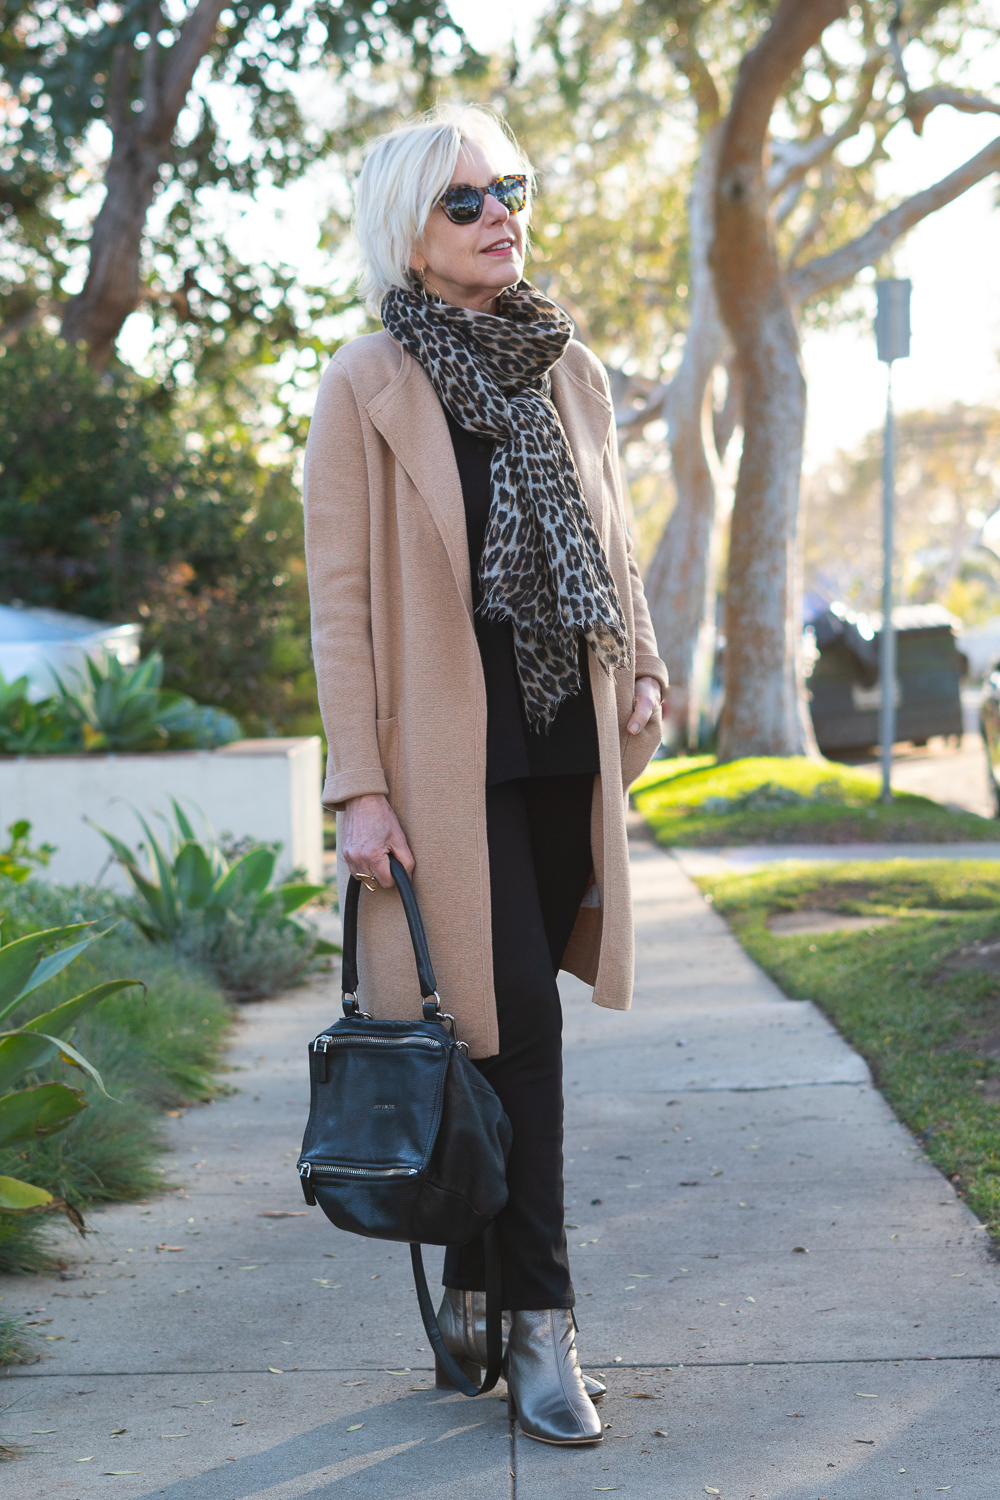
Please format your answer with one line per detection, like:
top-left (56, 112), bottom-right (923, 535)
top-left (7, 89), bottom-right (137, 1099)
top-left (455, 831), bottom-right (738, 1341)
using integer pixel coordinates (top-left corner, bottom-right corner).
top-left (551, 358), bottom-right (613, 536)
top-left (366, 351), bottom-right (473, 615)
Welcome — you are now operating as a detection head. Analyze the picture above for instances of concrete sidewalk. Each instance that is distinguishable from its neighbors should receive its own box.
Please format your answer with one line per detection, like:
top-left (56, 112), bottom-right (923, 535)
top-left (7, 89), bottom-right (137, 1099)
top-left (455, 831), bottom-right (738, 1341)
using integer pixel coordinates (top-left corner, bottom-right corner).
top-left (3, 841), bottom-right (998, 1498)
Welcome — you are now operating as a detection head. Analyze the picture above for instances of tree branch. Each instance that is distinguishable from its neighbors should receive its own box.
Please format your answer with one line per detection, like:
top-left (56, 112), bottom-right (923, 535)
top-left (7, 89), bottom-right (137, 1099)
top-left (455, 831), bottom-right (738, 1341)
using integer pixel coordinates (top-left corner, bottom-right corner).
top-left (154, 0), bottom-right (227, 140)
top-left (108, 40), bottom-right (134, 136)
top-left (723, 0), bottom-right (848, 161)
top-left (906, 86), bottom-right (1000, 136)
top-left (788, 131), bottom-right (1000, 302)
top-left (887, 6), bottom-right (1000, 135)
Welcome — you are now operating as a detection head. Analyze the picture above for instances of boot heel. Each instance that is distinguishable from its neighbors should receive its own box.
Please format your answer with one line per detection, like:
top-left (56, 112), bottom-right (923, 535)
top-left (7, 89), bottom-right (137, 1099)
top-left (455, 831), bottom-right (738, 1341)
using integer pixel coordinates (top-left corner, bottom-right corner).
top-left (435, 1353), bottom-right (481, 1390)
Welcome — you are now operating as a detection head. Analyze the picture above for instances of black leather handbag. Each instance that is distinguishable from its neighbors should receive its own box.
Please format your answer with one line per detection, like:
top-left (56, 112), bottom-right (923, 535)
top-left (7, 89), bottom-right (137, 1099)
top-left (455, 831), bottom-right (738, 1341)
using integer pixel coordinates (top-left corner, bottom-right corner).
top-left (297, 855), bottom-right (511, 1396)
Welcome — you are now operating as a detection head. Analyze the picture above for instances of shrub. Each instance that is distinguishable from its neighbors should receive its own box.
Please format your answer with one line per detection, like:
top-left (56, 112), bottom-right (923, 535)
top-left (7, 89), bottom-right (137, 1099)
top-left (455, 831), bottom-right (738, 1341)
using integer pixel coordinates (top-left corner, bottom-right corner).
top-left (0, 331), bottom-right (318, 736)
top-left (94, 800), bottom-right (336, 998)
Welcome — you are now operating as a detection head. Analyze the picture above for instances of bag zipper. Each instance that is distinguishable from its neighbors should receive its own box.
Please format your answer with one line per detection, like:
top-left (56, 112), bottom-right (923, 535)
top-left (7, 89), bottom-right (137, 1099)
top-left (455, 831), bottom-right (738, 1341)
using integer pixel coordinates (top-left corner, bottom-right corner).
top-left (313, 1032), bottom-right (444, 1052)
top-left (298, 1161), bottom-right (418, 1180)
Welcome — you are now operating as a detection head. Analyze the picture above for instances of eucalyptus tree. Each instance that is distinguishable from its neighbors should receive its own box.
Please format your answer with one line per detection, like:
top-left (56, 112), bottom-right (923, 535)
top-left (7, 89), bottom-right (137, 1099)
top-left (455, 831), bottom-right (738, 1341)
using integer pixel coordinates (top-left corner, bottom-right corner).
top-left (535, 0), bottom-right (1000, 758)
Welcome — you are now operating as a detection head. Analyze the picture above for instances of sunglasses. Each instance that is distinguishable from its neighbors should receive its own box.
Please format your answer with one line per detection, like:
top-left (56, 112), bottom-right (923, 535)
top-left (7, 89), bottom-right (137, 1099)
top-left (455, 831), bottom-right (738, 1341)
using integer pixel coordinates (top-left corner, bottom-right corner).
top-left (435, 173), bottom-right (529, 225)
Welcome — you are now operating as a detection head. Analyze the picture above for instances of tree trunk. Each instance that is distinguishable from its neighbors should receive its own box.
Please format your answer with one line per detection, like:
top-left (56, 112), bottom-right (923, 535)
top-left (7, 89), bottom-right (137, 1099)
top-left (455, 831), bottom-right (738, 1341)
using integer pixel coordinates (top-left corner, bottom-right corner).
top-left (644, 125), bottom-right (725, 747)
top-left (710, 0), bottom-right (844, 761)
top-left (60, 0), bottom-right (227, 366)
top-left (60, 134), bottom-right (165, 367)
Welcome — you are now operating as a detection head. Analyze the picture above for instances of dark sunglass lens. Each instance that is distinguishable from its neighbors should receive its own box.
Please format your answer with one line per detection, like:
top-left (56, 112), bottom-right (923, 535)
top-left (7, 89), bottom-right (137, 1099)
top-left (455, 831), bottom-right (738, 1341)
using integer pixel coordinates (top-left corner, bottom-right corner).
top-left (441, 185), bottom-right (483, 223)
top-left (494, 176), bottom-right (527, 213)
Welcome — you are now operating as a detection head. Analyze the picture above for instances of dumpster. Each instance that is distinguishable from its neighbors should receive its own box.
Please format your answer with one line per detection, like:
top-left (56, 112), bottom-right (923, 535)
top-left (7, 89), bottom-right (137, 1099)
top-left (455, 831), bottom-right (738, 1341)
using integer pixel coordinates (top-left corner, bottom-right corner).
top-left (807, 602), bottom-right (964, 753)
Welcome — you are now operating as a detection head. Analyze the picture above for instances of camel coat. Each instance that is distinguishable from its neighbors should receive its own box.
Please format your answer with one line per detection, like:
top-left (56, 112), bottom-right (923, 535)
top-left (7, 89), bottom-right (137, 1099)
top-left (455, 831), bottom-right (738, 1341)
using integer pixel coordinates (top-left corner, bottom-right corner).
top-left (303, 330), bottom-right (668, 1058)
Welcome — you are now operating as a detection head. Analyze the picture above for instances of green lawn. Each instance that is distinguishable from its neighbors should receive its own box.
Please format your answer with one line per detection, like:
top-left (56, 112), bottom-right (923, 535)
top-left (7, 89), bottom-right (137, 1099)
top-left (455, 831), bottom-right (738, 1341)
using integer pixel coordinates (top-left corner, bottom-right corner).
top-left (632, 755), bottom-right (1000, 845)
top-left (699, 860), bottom-right (1000, 1238)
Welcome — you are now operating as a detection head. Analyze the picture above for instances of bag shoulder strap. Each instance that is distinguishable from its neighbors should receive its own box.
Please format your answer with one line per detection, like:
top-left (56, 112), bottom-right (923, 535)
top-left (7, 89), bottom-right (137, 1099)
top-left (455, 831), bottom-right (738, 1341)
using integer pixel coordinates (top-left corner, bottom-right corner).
top-left (341, 854), bottom-right (438, 1013)
top-left (409, 1222), bottom-right (503, 1397)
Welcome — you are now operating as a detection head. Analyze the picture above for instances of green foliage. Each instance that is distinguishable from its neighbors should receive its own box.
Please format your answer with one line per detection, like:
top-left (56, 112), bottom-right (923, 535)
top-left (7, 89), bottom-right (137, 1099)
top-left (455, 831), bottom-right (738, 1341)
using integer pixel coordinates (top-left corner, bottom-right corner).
top-left (0, 820), bottom-right (53, 883)
top-left (0, 916), bottom-right (143, 1219)
top-left (94, 799), bottom-right (335, 999)
top-left (701, 860), bottom-right (1000, 1239)
top-left (633, 755), bottom-right (1000, 845)
top-left (0, 673), bottom-right (72, 755)
top-left (0, 332), bottom-right (318, 735)
top-left (0, 889), bottom-right (231, 1274)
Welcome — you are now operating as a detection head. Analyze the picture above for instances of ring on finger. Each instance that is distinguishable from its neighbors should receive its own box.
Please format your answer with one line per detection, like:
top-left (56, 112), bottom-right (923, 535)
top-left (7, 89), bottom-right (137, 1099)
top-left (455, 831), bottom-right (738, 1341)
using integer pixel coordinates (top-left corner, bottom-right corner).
top-left (353, 872), bottom-right (378, 892)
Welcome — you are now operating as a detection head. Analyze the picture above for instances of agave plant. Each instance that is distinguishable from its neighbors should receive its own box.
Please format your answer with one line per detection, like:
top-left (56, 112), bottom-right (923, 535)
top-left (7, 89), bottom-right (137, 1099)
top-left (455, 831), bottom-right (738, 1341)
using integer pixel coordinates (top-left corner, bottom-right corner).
top-left (52, 651), bottom-right (242, 752)
top-left (0, 922), bottom-right (140, 1218)
top-left (94, 799), bottom-right (336, 950)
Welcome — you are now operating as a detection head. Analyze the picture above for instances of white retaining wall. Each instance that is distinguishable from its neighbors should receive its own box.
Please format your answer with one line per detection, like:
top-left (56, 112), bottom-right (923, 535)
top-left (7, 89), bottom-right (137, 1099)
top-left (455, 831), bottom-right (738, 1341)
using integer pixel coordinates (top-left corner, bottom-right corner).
top-left (0, 737), bottom-right (324, 890)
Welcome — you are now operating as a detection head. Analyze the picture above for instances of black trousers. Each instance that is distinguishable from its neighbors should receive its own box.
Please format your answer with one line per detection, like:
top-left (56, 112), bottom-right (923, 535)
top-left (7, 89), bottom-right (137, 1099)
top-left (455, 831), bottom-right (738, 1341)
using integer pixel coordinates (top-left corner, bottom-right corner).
top-left (442, 773), bottom-right (595, 1310)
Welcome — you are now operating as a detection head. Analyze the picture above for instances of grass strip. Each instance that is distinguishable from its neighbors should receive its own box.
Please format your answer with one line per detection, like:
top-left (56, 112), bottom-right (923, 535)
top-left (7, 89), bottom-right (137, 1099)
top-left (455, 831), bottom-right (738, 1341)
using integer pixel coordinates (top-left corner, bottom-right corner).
top-left (0, 880), bottom-right (232, 1283)
top-left (698, 859), bottom-right (1000, 1237)
top-left (633, 755), bottom-right (999, 846)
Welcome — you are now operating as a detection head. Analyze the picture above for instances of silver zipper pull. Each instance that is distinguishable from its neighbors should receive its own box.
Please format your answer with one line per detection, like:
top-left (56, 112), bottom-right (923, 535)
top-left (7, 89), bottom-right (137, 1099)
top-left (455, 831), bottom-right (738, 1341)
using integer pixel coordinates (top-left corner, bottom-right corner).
top-left (299, 1161), bottom-right (312, 1178)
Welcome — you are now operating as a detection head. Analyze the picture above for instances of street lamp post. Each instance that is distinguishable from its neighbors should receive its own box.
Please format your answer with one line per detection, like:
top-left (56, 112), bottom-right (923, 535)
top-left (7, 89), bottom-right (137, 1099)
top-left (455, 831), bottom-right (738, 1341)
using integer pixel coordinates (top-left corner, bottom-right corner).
top-left (874, 278), bottom-right (911, 803)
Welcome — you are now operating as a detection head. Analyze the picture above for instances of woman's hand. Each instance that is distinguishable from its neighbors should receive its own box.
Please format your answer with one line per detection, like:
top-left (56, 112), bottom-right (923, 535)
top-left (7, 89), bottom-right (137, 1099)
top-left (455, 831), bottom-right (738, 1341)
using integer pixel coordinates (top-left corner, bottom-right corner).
top-left (341, 794), bottom-right (415, 889)
top-left (627, 676), bottom-right (662, 736)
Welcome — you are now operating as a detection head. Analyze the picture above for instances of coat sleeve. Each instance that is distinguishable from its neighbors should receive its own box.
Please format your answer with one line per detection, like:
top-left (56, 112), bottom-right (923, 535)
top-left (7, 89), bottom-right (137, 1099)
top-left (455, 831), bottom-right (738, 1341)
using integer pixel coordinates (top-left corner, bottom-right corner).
top-left (304, 361), bottom-right (389, 811)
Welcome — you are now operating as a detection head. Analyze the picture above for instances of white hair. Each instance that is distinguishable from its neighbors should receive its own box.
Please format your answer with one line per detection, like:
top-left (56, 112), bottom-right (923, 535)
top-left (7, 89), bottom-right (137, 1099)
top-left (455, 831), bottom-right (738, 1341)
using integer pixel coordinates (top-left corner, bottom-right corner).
top-left (353, 104), bottom-right (534, 316)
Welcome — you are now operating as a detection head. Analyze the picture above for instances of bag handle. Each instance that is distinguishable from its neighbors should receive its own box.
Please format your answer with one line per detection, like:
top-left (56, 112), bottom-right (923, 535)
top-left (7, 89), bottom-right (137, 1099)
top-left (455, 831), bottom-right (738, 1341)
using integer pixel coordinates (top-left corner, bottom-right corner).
top-left (341, 853), bottom-right (440, 1019)
top-left (410, 1223), bottom-right (503, 1397)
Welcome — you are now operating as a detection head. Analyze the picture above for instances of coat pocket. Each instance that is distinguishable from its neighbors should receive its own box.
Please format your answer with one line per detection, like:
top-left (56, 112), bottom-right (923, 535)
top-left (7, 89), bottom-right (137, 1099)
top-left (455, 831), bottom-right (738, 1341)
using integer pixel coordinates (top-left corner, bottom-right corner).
top-left (375, 715), bottom-right (400, 799)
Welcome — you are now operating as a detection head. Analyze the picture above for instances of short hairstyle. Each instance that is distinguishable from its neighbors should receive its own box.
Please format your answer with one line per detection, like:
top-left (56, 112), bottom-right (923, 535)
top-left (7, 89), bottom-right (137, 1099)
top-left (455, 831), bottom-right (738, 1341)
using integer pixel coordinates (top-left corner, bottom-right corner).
top-left (353, 104), bottom-right (534, 315)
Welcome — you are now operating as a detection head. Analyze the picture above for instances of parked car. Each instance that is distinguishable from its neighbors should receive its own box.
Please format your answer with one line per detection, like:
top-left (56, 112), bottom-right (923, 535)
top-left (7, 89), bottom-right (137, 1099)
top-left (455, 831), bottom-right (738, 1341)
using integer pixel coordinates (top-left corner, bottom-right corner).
top-left (806, 602), bottom-right (965, 754)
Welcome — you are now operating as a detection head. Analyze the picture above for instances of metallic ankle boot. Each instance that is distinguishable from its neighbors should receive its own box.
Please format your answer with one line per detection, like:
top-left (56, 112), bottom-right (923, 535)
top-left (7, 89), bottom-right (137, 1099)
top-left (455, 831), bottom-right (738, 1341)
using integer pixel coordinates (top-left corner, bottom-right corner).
top-left (435, 1288), bottom-right (491, 1388)
top-left (435, 1291), bottom-right (606, 1399)
top-left (505, 1309), bottom-right (604, 1445)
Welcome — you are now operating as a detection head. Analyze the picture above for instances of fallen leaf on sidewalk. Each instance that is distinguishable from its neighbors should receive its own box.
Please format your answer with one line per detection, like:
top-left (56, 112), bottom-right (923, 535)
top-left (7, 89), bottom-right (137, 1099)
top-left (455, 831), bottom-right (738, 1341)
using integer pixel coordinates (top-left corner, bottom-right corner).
top-left (625, 1393), bottom-right (661, 1399)
top-left (705, 1488), bottom-right (721, 1495)
top-left (792, 1246), bottom-right (808, 1253)
top-left (267, 1368), bottom-right (283, 1374)
top-left (385, 1369), bottom-right (410, 1375)
top-left (855, 1439), bottom-right (875, 1444)
top-left (74, 1456), bottom-right (93, 1462)
top-left (653, 1429), bottom-right (668, 1436)
top-left (30, 1430), bottom-right (57, 1434)
top-left (237, 1266), bottom-right (261, 1271)
top-left (159, 1434), bottom-right (190, 1439)
top-left (156, 1245), bottom-right (184, 1252)
top-left (110, 1428), bottom-right (128, 1436)
top-left (104, 1472), bottom-right (142, 1476)
top-left (347, 1424), bottom-right (364, 1432)
top-left (258, 1211), bottom-right (308, 1218)
top-left (232, 1421), bottom-right (247, 1427)
top-left (855, 1393), bottom-right (878, 1398)
top-left (786, 1413), bottom-right (805, 1417)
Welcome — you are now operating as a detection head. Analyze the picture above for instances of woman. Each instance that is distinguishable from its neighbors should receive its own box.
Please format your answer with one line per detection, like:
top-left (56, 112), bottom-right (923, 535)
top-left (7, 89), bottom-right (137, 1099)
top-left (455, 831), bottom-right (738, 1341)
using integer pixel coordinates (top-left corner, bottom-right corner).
top-left (303, 105), bottom-right (667, 1447)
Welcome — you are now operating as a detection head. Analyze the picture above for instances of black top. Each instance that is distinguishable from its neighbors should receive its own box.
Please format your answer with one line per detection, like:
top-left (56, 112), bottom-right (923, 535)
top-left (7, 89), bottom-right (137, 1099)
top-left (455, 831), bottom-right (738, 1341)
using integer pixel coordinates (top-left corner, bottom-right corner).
top-left (446, 410), bottom-right (601, 788)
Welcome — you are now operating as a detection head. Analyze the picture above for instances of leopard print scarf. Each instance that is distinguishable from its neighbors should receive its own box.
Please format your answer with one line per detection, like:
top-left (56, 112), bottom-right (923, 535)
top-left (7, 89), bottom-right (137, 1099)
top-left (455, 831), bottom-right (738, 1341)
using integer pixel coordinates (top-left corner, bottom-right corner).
top-left (381, 278), bottom-right (631, 729)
